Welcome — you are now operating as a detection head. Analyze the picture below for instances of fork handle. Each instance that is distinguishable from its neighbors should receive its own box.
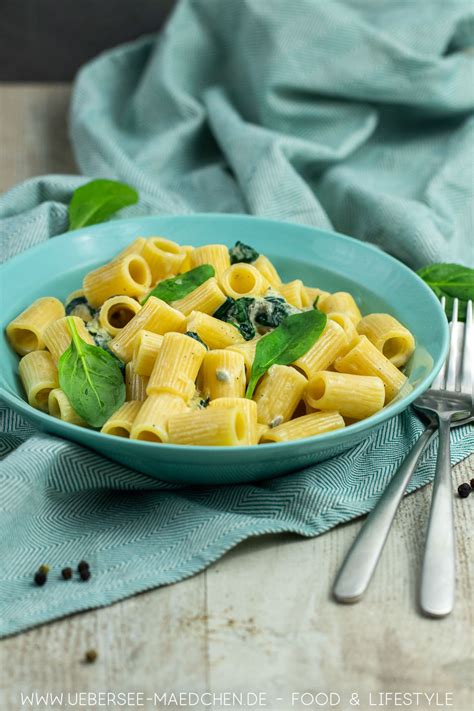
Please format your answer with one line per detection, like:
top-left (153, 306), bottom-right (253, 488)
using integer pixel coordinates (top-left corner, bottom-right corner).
top-left (333, 423), bottom-right (437, 603)
top-left (420, 416), bottom-right (455, 617)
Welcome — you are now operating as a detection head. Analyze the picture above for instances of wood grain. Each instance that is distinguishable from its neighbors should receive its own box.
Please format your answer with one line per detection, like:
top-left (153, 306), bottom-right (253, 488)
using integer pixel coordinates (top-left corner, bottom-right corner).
top-left (0, 84), bottom-right (472, 711)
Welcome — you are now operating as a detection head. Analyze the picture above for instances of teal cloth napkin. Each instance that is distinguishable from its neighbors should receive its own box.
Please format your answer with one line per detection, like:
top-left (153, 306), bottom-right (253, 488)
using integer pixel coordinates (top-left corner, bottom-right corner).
top-left (1, 0), bottom-right (473, 637)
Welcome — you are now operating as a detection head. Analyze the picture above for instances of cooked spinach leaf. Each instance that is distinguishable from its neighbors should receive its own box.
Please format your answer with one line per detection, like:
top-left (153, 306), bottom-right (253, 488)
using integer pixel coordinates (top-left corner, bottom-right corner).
top-left (417, 263), bottom-right (474, 320)
top-left (68, 179), bottom-right (138, 231)
top-left (214, 294), bottom-right (298, 340)
top-left (245, 310), bottom-right (327, 398)
top-left (58, 317), bottom-right (125, 428)
top-left (142, 265), bottom-right (214, 304)
top-left (229, 241), bottom-right (259, 264)
top-left (254, 295), bottom-right (296, 328)
top-left (214, 296), bottom-right (256, 340)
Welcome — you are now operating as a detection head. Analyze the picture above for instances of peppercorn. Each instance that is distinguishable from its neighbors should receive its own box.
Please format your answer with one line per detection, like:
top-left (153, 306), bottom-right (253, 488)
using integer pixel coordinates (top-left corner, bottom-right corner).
top-left (61, 567), bottom-right (73, 580)
top-left (38, 565), bottom-right (50, 575)
top-left (84, 649), bottom-right (97, 664)
top-left (470, 479), bottom-right (474, 490)
top-left (457, 483), bottom-right (471, 498)
top-left (77, 560), bottom-right (90, 573)
top-left (79, 568), bottom-right (91, 582)
top-left (34, 571), bottom-right (47, 586)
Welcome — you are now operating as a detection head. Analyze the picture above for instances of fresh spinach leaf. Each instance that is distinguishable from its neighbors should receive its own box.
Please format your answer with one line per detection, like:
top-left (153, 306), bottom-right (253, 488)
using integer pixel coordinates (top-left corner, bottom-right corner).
top-left (142, 265), bottom-right (215, 304)
top-left (417, 263), bottom-right (474, 320)
top-left (58, 317), bottom-right (125, 428)
top-left (229, 241), bottom-right (259, 264)
top-left (68, 179), bottom-right (138, 231)
top-left (245, 310), bottom-right (327, 398)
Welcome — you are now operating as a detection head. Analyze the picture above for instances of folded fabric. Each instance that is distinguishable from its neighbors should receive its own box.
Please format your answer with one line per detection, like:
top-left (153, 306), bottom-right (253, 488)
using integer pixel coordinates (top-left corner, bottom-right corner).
top-left (1, 0), bottom-right (473, 636)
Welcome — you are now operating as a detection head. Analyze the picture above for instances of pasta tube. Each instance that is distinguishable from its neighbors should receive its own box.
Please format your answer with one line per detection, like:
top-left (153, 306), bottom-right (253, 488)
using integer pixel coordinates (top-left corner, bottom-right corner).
top-left (200, 350), bottom-right (246, 399)
top-left (113, 237), bottom-right (146, 261)
top-left (109, 296), bottom-right (185, 362)
top-left (83, 254), bottom-right (152, 308)
top-left (305, 286), bottom-right (330, 306)
top-left (278, 280), bottom-right (311, 309)
top-left (141, 237), bottom-right (185, 282)
top-left (178, 245), bottom-right (194, 273)
top-left (19, 350), bottom-right (58, 412)
top-left (318, 292), bottom-right (362, 325)
top-left (147, 332), bottom-right (207, 401)
top-left (99, 296), bottom-right (141, 337)
top-left (172, 277), bottom-right (227, 316)
top-left (261, 411), bottom-right (345, 443)
top-left (208, 397), bottom-right (258, 444)
top-left (6, 297), bottom-right (65, 355)
top-left (225, 338), bottom-right (258, 378)
top-left (305, 371), bottom-right (385, 420)
top-left (327, 312), bottom-right (359, 350)
top-left (186, 311), bottom-right (244, 349)
top-left (220, 264), bottom-right (269, 299)
top-left (253, 364), bottom-right (307, 427)
top-left (190, 244), bottom-right (230, 280)
top-left (101, 401), bottom-right (142, 438)
top-left (334, 335), bottom-right (407, 403)
top-left (43, 316), bottom-right (94, 362)
top-left (357, 313), bottom-right (415, 367)
top-left (292, 319), bottom-right (348, 379)
top-left (132, 330), bottom-right (163, 376)
top-left (253, 254), bottom-right (281, 288)
top-left (48, 388), bottom-right (87, 426)
top-left (125, 362), bottom-right (148, 402)
top-left (167, 407), bottom-right (247, 446)
top-left (130, 393), bottom-right (189, 442)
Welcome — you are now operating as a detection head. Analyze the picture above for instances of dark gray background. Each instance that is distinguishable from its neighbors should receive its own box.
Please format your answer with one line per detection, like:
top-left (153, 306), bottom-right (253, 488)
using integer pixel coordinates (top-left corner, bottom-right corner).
top-left (0, 0), bottom-right (176, 80)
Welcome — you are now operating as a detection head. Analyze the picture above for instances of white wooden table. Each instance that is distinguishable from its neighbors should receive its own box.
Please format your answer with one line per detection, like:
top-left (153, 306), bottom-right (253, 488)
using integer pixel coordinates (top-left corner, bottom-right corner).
top-left (0, 84), bottom-right (472, 711)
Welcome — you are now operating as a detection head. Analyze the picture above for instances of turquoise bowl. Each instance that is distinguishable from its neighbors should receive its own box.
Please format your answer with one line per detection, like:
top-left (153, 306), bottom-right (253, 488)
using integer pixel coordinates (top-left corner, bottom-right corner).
top-left (0, 214), bottom-right (448, 485)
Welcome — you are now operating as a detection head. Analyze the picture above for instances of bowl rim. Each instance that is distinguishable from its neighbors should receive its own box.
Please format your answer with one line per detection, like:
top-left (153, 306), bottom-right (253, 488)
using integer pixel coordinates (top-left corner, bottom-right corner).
top-left (0, 213), bottom-right (449, 455)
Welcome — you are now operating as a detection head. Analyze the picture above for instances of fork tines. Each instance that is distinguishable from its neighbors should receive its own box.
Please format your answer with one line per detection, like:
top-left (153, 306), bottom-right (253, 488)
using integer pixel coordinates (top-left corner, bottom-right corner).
top-left (431, 298), bottom-right (473, 396)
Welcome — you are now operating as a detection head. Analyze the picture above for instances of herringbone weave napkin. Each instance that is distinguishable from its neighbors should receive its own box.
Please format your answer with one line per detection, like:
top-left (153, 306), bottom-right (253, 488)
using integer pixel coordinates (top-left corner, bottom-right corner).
top-left (1, 0), bottom-right (473, 636)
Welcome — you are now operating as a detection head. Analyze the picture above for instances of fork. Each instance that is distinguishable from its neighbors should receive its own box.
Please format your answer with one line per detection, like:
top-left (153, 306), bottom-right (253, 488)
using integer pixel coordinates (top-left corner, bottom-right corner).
top-left (415, 298), bottom-right (472, 617)
top-left (333, 298), bottom-right (473, 615)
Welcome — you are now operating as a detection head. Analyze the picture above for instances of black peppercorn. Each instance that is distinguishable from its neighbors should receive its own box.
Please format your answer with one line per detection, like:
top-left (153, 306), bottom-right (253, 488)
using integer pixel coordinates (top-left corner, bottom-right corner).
top-left (77, 560), bottom-right (90, 573)
top-left (79, 568), bottom-right (91, 582)
top-left (470, 479), bottom-right (474, 490)
top-left (84, 649), bottom-right (97, 663)
top-left (34, 571), bottom-right (47, 586)
top-left (61, 567), bottom-right (73, 580)
top-left (457, 483), bottom-right (471, 498)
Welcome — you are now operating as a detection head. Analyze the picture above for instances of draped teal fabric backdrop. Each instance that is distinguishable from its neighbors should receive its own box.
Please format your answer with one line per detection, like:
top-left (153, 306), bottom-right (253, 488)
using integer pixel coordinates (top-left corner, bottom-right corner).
top-left (0, 0), bottom-right (473, 636)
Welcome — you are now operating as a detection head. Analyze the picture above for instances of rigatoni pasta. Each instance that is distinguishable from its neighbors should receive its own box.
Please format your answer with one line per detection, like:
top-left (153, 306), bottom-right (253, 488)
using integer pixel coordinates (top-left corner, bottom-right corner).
top-left (110, 296), bottom-right (185, 362)
top-left (18, 350), bottom-right (59, 412)
top-left (101, 401), bottom-right (142, 438)
top-left (6, 233), bottom-right (416, 445)
top-left (6, 297), bottom-right (65, 355)
top-left (334, 335), bottom-right (407, 403)
top-left (43, 316), bottom-right (94, 362)
top-left (305, 371), bottom-right (385, 420)
top-left (200, 350), bottom-right (246, 400)
top-left (130, 393), bottom-right (189, 442)
top-left (48, 388), bottom-right (87, 426)
top-left (147, 332), bottom-right (206, 401)
top-left (356, 313), bottom-right (415, 367)
top-left (83, 253), bottom-right (152, 307)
